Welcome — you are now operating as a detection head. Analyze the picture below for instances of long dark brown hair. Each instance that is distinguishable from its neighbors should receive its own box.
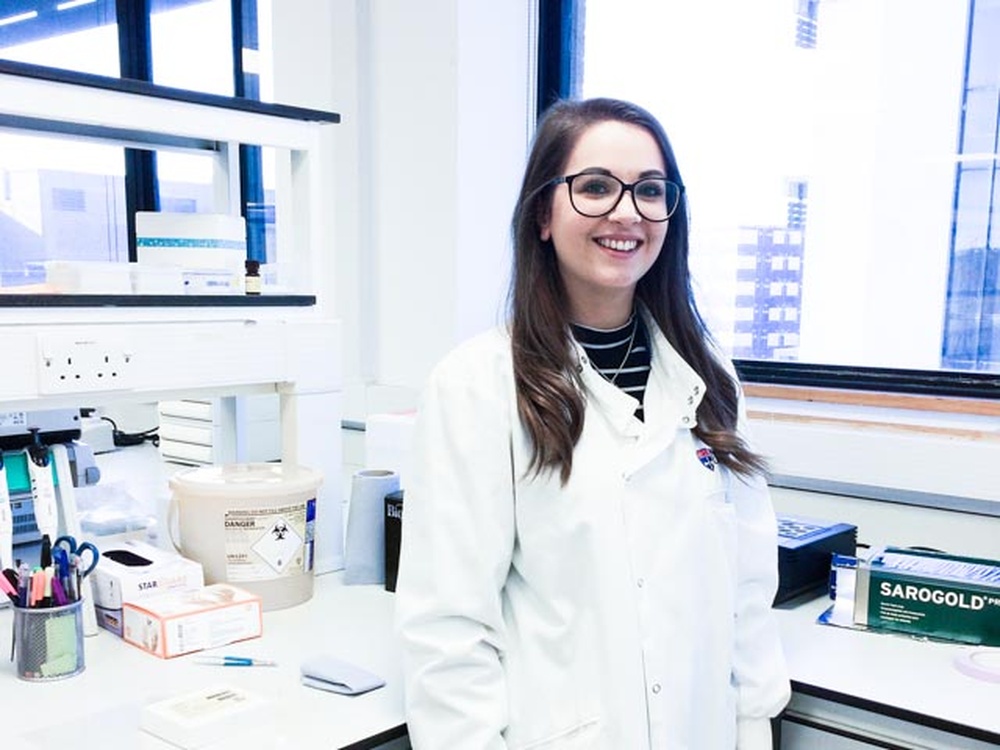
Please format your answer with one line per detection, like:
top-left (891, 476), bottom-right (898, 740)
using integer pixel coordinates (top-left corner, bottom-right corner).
top-left (509, 97), bottom-right (767, 484)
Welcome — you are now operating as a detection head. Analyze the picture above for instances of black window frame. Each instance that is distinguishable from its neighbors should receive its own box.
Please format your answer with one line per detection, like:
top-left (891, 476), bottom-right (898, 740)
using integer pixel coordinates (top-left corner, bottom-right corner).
top-left (0, 0), bottom-right (277, 264)
top-left (536, 0), bottom-right (1000, 400)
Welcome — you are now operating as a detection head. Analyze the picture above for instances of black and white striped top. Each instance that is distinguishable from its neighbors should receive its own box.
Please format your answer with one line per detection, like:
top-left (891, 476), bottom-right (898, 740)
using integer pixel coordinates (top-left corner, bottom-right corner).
top-left (571, 314), bottom-right (652, 421)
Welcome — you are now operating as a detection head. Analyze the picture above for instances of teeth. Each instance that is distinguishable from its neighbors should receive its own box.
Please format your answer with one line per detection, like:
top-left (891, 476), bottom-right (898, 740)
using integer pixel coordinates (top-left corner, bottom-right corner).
top-left (597, 238), bottom-right (638, 252)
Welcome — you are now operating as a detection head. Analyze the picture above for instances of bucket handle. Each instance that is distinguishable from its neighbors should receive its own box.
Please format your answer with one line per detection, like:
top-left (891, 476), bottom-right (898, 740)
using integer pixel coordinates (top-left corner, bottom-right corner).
top-left (166, 495), bottom-right (184, 556)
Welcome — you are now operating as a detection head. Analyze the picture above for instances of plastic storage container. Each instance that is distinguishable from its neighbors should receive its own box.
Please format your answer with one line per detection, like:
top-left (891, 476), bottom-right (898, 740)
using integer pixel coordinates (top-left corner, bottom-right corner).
top-left (168, 463), bottom-right (323, 611)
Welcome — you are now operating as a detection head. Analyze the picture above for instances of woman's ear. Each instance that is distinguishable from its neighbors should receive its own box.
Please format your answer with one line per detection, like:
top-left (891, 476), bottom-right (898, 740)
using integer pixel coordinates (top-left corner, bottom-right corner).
top-left (537, 205), bottom-right (552, 242)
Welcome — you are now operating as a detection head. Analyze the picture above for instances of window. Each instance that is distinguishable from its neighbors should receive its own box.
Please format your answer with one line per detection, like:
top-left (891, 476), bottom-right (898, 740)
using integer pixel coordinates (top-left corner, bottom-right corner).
top-left (546, 0), bottom-right (1000, 395)
top-left (0, 0), bottom-right (276, 290)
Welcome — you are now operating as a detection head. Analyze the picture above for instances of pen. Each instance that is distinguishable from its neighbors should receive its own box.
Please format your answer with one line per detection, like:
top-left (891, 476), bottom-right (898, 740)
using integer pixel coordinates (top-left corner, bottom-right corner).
top-left (194, 655), bottom-right (278, 667)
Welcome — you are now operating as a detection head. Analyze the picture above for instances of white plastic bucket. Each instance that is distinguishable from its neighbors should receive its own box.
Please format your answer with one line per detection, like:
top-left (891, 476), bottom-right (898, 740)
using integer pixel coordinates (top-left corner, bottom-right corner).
top-left (168, 462), bottom-right (323, 611)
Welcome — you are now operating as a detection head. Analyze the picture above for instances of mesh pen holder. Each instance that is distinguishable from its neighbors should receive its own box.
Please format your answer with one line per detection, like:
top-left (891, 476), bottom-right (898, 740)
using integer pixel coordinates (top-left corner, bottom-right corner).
top-left (11, 600), bottom-right (85, 681)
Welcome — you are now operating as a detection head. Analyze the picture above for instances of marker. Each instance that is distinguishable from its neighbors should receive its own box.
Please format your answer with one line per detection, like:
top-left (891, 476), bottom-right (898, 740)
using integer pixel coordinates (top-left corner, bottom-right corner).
top-left (0, 570), bottom-right (18, 604)
top-left (193, 655), bottom-right (278, 667)
top-left (39, 534), bottom-right (52, 570)
top-left (51, 575), bottom-right (68, 606)
top-left (17, 562), bottom-right (30, 607)
top-left (41, 567), bottom-right (54, 608)
top-left (30, 569), bottom-right (45, 608)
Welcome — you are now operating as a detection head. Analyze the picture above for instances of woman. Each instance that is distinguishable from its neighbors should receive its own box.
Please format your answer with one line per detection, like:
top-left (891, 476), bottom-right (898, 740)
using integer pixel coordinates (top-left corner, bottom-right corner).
top-left (395, 97), bottom-right (790, 749)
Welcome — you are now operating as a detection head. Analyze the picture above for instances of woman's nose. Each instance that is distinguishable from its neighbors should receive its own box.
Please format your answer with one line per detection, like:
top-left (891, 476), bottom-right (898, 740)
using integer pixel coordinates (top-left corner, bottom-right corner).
top-left (608, 189), bottom-right (642, 223)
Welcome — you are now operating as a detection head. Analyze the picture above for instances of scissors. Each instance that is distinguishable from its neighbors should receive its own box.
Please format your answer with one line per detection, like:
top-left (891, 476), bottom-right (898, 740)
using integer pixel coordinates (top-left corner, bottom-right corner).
top-left (52, 535), bottom-right (100, 579)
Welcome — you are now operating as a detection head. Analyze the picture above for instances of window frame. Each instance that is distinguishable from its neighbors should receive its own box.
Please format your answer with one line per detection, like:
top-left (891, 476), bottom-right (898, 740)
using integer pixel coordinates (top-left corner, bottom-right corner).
top-left (0, 0), bottom-right (277, 267)
top-left (537, 0), bottom-right (1000, 400)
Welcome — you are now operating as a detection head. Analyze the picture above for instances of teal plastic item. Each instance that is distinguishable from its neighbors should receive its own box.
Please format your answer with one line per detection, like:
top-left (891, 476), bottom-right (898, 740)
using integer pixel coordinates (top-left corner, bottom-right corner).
top-left (2, 451), bottom-right (60, 495)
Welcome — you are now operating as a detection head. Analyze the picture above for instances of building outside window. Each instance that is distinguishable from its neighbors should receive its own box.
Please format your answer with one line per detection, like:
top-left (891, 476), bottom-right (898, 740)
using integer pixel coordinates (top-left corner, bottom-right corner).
top-left (576, 0), bottom-right (999, 376)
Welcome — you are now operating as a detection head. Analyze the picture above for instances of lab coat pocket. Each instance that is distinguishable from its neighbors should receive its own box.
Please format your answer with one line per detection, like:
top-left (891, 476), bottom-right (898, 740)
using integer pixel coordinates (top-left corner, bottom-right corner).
top-left (514, 717), bottom-right (602, 750)
top-left (706, 484), bottom-right (738, 576)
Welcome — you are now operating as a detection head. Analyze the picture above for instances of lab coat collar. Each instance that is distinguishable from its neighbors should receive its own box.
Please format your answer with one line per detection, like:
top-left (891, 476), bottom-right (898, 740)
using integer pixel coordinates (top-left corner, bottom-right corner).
top-left (570, 306), bottom-right (706, 439)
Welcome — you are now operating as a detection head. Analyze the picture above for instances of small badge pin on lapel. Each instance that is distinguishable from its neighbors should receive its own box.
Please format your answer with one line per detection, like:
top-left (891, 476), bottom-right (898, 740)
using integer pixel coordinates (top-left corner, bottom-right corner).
top-left (696, 447), bottom-right (717, 471)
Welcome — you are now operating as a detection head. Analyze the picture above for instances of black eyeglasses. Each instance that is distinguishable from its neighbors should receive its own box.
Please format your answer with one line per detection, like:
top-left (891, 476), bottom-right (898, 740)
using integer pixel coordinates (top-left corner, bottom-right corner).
top-left (551, 172), bottom-right (683, 222)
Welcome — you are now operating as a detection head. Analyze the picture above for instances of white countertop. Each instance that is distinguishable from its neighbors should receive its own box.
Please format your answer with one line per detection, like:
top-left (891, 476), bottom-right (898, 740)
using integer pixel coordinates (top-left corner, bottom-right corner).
top-left (5, 575), bottom-right (1000, 749)
top-left (1, 573), bottom-right (405, 750)
top-left (775, 595), bottom-right (1000, 741)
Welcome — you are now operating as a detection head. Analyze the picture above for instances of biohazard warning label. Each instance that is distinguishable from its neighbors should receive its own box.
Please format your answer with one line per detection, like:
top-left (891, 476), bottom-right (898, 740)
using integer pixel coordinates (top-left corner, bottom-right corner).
top-left (224, 502), bottom-right (312, 581)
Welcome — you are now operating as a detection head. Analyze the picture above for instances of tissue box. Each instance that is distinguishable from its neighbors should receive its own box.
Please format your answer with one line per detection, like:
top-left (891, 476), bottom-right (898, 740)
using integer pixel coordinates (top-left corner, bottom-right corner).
top-left (854, 547), bottom-right (1000, 646)
top-left (91, 540), bottom-right (204, 636)
top-left (123, 583), bottom-right (263, 659)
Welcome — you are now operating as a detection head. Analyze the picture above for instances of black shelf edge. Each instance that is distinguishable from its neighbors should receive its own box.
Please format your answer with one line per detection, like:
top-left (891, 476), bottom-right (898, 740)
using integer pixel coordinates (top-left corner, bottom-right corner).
top-left (735, 360), bottom-right (1000, 400)
top-left (0, 59), bottom-right (340, 124)
top-left (790, 680), bottom-right (1000, 746)
top-left (0, 294), bottom-right (316, 308)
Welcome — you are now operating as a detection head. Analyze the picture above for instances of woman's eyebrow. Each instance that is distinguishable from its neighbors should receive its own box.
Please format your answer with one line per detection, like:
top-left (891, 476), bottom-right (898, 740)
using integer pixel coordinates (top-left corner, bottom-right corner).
top-left (574, 167), bottom-right (667, 179)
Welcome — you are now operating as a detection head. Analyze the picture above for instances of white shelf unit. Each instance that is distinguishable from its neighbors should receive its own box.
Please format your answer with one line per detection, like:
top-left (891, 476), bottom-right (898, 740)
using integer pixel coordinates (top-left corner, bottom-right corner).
top-left (0, 69), bottom-right (345, 573)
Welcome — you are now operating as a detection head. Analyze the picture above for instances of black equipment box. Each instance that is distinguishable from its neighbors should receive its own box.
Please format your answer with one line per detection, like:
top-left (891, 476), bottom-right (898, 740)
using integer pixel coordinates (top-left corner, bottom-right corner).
top-left (775, 514), bottom-right (857, 604)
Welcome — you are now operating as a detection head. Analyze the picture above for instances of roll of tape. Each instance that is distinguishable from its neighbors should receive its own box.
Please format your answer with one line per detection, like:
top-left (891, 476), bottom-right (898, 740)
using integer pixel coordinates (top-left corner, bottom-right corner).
top-left (953, 649), bottom-right (1000, 683)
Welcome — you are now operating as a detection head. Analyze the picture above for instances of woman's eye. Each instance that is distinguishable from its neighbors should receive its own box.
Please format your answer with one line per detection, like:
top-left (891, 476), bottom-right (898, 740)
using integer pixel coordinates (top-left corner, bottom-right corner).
top-left (576, 177), bottom-right (614, 196)
top-left (636, 180), bottom-right (666, 200)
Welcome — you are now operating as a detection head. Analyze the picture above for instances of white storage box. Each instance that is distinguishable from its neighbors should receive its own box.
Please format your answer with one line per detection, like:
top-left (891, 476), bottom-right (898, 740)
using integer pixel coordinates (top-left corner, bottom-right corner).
top-left (135, 212), bottom-right (247, 295)
top-left (140, 684), bottom-right (274, 749)
top-left (91, 539), bottom-right (204, 637)
top-left (123, 583), bottom-right (262, 659)
top-left (43, 260), bottom-right (133, 294)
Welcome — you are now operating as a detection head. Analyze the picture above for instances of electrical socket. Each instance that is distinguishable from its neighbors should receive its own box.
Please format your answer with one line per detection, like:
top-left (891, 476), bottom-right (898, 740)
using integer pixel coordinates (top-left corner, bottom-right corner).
top-left (37, 333), bottom-right (135, 394)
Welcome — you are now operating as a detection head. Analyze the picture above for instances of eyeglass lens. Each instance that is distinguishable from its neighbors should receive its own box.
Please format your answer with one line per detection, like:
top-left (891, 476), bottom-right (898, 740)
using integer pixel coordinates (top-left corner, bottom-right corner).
top-left (567, 174), bottom-right (680, 222)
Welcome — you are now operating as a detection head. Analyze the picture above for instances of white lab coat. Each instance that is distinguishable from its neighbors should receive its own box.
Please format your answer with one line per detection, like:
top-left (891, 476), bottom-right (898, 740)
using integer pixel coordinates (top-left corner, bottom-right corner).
top-left (395, 316), bottom-right (791, 749)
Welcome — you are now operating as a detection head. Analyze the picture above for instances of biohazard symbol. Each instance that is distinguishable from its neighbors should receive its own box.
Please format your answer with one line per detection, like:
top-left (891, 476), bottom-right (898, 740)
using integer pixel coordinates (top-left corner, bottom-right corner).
top-left (272, 522), bottom-right (289, 540)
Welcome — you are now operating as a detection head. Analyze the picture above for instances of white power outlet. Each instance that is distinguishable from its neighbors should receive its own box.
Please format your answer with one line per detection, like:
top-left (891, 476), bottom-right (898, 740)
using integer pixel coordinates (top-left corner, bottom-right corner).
top-left (37, 333), bottom-right (135, 394)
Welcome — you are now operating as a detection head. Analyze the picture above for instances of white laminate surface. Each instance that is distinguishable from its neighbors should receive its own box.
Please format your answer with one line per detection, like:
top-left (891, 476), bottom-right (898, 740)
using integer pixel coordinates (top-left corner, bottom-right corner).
top-left (775, 596), bottom-right (1000, 741)
top-left (1, 573), bottom-right (405, 750)
top-left (6, 570), bottom-right (1000, 749)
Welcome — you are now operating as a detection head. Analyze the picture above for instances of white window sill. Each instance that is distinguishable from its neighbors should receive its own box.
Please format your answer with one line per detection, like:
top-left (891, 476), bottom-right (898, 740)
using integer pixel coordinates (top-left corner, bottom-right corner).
top-left (745, 385), bottom-right (1000, 516)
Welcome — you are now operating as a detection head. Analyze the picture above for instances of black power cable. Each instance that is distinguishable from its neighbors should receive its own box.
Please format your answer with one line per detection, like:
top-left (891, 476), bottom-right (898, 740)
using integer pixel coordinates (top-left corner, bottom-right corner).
top-left (100, 415), bottom-right (159, 448)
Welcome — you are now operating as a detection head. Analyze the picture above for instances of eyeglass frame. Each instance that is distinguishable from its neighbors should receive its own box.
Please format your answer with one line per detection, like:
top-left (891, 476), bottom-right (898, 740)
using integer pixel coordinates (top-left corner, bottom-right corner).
top-left (549, 171), bottom-right (684, 223)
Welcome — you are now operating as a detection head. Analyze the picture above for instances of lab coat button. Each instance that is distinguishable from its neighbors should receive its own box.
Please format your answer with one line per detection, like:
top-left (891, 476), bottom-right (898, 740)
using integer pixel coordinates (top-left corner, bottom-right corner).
top-left (651, 683), bottom-right (661, 694)
top-left (681, 416), bottom-right (691, 425)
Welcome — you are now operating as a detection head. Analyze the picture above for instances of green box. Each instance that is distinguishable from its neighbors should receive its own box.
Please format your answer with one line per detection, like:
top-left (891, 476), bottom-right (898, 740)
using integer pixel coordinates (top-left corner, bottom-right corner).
top-left (854, 547), bottom-right (1000, 646)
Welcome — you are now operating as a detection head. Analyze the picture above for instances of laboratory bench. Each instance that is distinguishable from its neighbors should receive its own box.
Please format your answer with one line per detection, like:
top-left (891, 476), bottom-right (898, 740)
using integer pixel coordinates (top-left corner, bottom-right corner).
top-left (1, 572), bottom-right (407, 750)
top-left (774, 596), bottom-right (1000, 749)
top-left (3, 573), bottom-right (999, 749)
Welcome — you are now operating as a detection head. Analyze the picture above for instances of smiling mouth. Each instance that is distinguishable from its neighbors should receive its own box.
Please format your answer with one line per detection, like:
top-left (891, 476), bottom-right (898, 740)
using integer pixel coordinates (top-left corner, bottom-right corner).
top-left (596, 238), bottom-right (639, 252)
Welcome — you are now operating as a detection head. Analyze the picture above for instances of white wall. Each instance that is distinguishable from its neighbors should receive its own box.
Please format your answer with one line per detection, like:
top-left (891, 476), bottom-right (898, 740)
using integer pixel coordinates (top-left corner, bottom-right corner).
top-left (270, 0), bottom-right (534, 422)
top-left (268, 1), bottom-right (999, 558)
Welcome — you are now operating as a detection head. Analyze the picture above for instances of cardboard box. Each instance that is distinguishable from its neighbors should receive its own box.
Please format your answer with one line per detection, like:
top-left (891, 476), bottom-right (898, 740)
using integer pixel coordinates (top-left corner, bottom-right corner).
top-left (91, 539), bottom-right (204, 636)
top-left (123, 583), bottom-right (263, 659)
top-left (854, 547), bottom-right (1000, 646)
